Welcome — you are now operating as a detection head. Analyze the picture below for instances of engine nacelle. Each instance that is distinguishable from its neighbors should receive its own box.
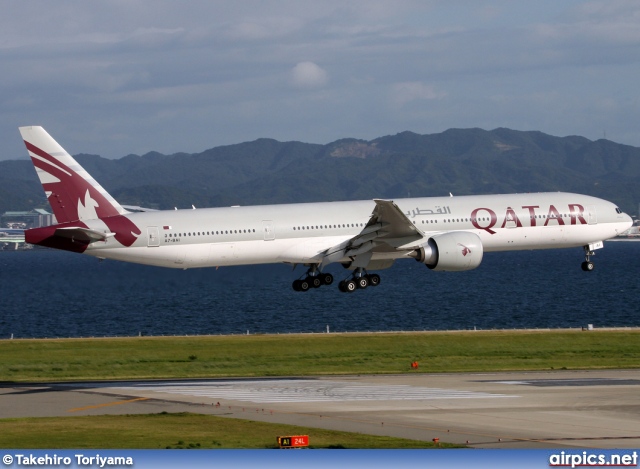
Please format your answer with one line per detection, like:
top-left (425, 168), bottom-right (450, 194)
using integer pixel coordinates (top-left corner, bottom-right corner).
top-left (413, 231), bottom-right (483, 271)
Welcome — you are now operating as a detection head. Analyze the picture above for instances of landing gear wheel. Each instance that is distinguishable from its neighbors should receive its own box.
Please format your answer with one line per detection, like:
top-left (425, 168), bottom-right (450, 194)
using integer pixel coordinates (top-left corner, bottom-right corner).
top-left (581, 261), bottom-right (595, 272)
top-left (299, 279), bottom-right (311, 291)
top-left (321, 273), bottom-right (334, 285)
top-left (310, 276), bottom-right (322, 288)
top-left (292, 279), bottom-right (301, 291)
top-left (367, 274), bottom-right (381, 287)
top-left (340, 279), bottom-right (357, 293)
top-left (357, 276), bottom-right (369, 289)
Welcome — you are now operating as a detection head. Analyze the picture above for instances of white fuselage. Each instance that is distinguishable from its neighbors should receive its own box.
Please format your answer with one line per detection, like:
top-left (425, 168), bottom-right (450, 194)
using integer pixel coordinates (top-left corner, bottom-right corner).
top-left (81, 192), bottom-right (632, 269)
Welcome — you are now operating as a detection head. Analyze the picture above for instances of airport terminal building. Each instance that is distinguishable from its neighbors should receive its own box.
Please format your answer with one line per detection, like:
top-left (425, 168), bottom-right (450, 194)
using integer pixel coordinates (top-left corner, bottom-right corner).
top-left (0, 209), bottom-right (54, 250)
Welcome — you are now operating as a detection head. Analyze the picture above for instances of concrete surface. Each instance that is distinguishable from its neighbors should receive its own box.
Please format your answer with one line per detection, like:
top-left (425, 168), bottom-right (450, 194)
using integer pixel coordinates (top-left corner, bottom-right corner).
top-left (1, 369), bottom-right (639, 448)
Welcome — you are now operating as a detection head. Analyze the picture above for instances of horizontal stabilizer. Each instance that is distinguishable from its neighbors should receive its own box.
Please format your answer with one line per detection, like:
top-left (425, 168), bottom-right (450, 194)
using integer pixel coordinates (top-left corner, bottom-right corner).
top-left (54, 227), bottom-right (115, 244)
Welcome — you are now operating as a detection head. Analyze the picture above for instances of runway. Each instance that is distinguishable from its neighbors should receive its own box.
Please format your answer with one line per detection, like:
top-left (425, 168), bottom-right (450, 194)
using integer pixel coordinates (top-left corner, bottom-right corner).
top-left (2, 369), bottom-right (639, 449)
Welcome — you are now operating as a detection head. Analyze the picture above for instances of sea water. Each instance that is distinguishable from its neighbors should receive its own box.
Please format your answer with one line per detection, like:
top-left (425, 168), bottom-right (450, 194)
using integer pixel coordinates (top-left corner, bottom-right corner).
top-left (0, 242), bottom-right (638, 338)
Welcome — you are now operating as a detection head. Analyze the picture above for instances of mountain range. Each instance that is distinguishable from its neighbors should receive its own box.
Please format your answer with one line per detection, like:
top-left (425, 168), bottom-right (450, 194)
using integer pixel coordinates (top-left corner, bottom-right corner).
top-left (2, 127), bottom-right (639, 216)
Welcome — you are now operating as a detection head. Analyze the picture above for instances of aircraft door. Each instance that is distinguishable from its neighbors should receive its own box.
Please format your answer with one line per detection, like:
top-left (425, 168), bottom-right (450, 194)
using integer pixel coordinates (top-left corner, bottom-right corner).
top-left (262, 220), bottom-right (275, 241)
top-left (147, 226), bottom-right (160, 247)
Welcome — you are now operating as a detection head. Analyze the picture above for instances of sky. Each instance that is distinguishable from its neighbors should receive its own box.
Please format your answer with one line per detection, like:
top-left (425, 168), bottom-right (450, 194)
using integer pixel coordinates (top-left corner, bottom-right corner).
top-left (2, 0), bottom-right (640, 160)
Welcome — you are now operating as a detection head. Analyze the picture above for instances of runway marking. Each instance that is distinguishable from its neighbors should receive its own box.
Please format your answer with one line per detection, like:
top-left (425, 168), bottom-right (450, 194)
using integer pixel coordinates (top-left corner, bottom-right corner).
top-left (68, 397), bottom-right (149, 412)
top-left (112, 380), bottom-right (515, 403)
top-left (490, 378), bottom-right (640, 387)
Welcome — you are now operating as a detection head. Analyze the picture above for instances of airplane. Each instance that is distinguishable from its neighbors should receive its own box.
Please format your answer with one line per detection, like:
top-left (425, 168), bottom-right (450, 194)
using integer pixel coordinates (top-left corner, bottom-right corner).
top-left (20, 126), bottom-right (633, 293)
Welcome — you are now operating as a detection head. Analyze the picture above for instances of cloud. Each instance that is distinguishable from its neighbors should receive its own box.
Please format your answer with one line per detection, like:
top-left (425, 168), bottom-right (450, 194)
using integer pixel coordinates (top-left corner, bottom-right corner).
top-left (290, 62), bottom-right (329, 89)
top-left (2, 1), bottom-right (640, 161)
top-left (223, 17), bottom-right (304, 41)
top-left (390, 82), bottom-right (446, 107)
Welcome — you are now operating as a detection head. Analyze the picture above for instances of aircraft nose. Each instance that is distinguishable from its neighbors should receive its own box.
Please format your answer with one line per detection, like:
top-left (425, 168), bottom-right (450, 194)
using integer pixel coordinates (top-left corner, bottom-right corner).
top-left (621, 212), bottom-right (634, 231)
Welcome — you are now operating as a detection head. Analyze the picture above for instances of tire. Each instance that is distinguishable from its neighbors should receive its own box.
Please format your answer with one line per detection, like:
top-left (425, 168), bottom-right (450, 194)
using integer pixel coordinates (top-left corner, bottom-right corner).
top-left (310, 276), bottom-right (322, 288)
top-left (299, 279), bottom-right (311, 291)
top-left (368, 274), bottom-right (381, 287)
top-left (338, 280), bottom-right (347, 292)
top-left (292, 279), bottom-right (301, 291)
top-left (344, 279), bottom-right (357, 293)
top-left (321, 273), bottom-right (334, 285)
top-left (357, 276), bottom-right (369, 289)
top-left (581, 261), bottom-right (595, 272)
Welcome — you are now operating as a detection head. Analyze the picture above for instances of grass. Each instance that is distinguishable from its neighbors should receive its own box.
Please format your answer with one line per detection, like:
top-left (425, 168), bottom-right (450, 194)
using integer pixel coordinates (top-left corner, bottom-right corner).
top-left (0, 412), bottom-right (457, 449)
top-left (0, 329), bottom-right (637, 450)
top-left (1, 330), bottom-right (639, 382)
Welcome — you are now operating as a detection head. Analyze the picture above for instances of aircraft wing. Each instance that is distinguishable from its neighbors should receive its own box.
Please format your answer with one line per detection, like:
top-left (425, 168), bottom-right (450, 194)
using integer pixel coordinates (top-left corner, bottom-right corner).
top-left (368, 199), bottom-right (423, 243)
top-left (321, 199), bottom-right (425, 267)
top-left (54, 227), bottom-right (115, 244)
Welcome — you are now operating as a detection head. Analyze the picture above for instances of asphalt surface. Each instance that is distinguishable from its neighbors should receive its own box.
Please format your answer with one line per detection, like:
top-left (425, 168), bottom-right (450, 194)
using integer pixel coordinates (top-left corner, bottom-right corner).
top-left (2, 369), bottom-right (639, 449)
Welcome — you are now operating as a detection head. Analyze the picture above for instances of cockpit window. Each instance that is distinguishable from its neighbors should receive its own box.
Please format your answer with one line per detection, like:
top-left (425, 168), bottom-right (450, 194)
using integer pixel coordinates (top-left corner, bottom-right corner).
top-left (616, 208), bottom-right (622, 214)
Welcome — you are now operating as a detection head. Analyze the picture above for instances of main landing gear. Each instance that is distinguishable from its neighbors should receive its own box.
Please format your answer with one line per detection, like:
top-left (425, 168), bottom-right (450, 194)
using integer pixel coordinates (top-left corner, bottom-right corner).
top-left (581, 245), bottom-right (595, 272)
top-left (338, 268), bottom-right (381, 293)
top-left (292, 265), bottom-right (334, 292)
top-left (291, 266), bottom-right (381, 292)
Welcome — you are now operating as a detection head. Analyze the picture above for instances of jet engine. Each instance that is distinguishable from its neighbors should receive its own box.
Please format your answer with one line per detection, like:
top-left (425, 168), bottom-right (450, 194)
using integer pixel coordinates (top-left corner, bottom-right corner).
top-left (412, 231), bottom-right (483, 271)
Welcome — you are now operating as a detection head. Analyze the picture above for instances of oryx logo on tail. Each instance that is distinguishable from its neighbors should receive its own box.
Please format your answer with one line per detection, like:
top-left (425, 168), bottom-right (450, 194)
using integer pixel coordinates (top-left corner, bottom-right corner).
top-left (20, 126), bottom-right (141, 247)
